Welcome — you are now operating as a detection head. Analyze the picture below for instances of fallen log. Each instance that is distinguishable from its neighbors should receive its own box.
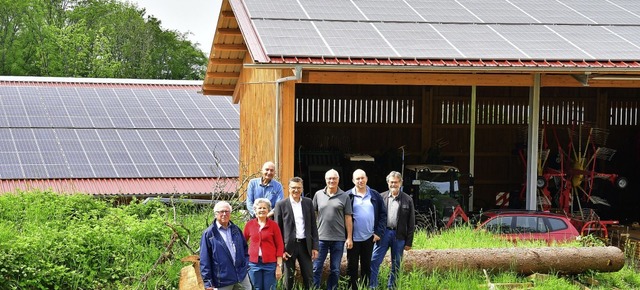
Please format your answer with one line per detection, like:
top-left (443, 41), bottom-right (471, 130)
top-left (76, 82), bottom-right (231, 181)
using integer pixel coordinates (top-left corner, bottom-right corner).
top-left (310, 246), bottom-right (623, 278)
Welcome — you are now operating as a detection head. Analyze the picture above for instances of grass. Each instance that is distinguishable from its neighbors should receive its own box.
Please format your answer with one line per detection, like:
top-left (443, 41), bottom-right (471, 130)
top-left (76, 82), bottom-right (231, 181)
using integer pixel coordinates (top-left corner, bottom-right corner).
top-left (0, 190), bottom-right (639, 289)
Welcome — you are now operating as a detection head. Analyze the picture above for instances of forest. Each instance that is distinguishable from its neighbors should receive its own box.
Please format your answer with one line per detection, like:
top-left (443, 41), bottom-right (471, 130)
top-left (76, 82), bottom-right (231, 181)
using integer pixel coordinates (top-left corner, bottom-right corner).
top-left (0, 0), bottom-right (207, 80)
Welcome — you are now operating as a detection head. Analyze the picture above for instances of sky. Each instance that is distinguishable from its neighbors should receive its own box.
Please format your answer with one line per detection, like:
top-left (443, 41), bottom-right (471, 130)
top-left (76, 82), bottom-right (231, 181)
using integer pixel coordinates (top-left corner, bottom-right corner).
top-left (124, 0), bottom-right (223, 56)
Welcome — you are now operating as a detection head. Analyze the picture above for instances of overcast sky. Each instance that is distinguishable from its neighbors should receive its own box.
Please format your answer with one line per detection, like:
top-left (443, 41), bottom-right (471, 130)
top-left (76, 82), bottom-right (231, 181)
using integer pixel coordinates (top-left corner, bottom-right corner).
top-left (123, 0), bottom-right (223, 55)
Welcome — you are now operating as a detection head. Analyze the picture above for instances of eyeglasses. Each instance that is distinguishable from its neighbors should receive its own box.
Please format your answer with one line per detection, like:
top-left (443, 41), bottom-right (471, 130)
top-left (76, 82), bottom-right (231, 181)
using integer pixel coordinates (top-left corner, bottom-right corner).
top-left (215, 210), bottom-right (231, 215)
top-left (289, 187), bottom-right (302, 191)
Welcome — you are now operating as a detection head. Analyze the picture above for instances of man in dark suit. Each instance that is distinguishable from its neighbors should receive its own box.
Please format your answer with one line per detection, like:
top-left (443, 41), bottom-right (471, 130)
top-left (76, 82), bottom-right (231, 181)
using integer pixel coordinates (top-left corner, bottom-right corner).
top-left (274, 177), bottom-right (319, 290)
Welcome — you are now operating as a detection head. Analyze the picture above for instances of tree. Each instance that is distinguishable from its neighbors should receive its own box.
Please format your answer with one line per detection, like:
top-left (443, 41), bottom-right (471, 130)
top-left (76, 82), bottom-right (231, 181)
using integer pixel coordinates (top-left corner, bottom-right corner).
top-left (0, 0), bottom-right (207, 80)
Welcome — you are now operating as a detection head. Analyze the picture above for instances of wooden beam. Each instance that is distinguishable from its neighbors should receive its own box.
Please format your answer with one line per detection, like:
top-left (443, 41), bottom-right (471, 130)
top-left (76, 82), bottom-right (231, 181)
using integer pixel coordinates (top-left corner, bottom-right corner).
top-left (202, 84), bottom-right (236, 92)
top-left (217, 28), bottom-right (242, 36)
top-left (209, 58), bottom-right (244, 65)
top-left (221, 10), bottom-right (235, 18)
top-left (213, 44), bottom-right (247, 51)
top-left (304, 71), bottom-right (533, 86)
top-left (206, 72), bottom-right (240, 78)
top-left (202, 90), bottom-right (234, 96)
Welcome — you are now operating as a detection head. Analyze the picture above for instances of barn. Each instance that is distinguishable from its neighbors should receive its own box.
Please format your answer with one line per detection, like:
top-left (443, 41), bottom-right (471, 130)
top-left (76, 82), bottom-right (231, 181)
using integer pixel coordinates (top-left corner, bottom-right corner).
top-left (0, 77), bottom-right (240, 200)
top-left (202, 0), bottom-right (640, 221)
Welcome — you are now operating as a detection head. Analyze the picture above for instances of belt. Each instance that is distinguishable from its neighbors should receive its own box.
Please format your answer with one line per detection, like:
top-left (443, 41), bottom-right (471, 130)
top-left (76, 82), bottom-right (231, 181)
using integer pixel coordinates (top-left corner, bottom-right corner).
top-left (387, 227), bottom-right (396, 230)
top-left (295, 238), bottom-right (306, 243)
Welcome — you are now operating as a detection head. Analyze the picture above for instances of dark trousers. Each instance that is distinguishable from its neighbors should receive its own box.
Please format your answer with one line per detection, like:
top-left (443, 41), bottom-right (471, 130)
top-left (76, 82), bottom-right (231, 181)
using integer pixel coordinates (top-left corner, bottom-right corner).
top-left (284, 239), bottom-right (313, 290)
top-left (346, 235), bottom-right (374, 290)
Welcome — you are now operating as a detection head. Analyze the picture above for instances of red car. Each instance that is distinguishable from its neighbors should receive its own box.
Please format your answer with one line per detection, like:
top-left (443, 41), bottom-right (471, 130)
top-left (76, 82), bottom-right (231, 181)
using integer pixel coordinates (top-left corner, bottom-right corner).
top-left (476, 210), bottom-right (580, 243)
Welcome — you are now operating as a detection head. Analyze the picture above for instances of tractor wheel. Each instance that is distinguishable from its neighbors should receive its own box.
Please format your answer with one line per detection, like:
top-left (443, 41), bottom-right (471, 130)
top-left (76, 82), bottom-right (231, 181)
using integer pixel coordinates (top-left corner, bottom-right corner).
top-left (415, 211), bottom-right (440, 233)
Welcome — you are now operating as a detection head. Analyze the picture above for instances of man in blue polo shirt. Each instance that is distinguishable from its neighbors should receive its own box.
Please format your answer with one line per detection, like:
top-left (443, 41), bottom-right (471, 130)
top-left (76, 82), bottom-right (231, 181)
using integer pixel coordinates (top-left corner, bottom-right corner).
top-left (347, 169), bottom-right (386, 290)
top-left (246, 161), bottom-right (284, 218)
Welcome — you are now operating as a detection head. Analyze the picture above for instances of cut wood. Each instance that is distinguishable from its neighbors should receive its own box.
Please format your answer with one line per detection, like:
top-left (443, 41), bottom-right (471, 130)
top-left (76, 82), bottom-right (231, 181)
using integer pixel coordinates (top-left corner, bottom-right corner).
top-left (309, 246), bottom-right (623, 279)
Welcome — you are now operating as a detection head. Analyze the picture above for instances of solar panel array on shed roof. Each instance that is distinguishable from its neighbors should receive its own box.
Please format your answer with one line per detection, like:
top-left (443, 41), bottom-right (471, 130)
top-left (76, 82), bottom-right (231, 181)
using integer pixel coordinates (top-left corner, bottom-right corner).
top-left (0, 83), bottom-right (240, 179)
top-left (242, 0), bottom-right (640, 61)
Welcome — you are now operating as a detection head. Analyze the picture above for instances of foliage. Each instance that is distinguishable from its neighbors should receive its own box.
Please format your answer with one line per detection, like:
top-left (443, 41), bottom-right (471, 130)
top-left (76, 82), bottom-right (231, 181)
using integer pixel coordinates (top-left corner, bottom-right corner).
top-left (0, 191), bottom-right (210, 289)
top-left (0, 0), bottom-right (206, 79)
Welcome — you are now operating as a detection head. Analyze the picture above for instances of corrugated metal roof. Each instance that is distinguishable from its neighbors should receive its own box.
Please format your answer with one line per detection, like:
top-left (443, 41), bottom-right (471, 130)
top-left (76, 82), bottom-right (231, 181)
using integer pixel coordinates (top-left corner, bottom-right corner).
top-left (0, 178), bottom-right (238, 196)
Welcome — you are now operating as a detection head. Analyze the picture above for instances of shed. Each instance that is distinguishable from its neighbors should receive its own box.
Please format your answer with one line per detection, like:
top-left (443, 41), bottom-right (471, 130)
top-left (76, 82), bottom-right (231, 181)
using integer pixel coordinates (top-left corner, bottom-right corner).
top-left (202, 0), bottom-right (640, 217)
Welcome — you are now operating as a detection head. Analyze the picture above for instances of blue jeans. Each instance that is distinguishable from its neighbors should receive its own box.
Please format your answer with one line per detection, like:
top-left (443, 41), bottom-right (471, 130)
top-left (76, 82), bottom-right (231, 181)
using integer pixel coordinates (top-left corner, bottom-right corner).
top-left (313, 240), bottom-right (345, 290)
top-left (370, 230), bottom-right (405, 289)
top-left (248, 257), bottom-right (277, 290)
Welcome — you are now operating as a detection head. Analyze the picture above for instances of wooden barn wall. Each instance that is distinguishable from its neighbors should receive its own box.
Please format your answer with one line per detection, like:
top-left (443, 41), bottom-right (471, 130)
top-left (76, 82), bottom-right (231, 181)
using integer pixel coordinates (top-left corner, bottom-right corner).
top-left (237, 67), bottom-right (296, 198)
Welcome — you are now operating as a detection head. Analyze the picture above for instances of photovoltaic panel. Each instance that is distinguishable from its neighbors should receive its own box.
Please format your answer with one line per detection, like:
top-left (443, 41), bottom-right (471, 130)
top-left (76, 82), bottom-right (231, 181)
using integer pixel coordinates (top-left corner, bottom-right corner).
top-left (558, 0), bottom-right (640, 25)
top-left (0, 82), bottom-right (240, 179)
top-left (253, 20), bottom-right (331, 57)
top-left (299, 0), bottom-right (366, 21)
top-left (376, 23), bottom-right (462, 59)
top-left (405, 0), bottom-right (481, 23)
top-left (607, 26), bottom-right (640, 52)
top-left (550, 25), bottom-right (640, 60)
top-left (314, 21), bottom-right (398, 58)
top-left (244, 0), bottom-right (308, 19)
top-left (508, 0), bottom-right (593, 24)
top-left (491, 25), bottom-right (593, 60)
top-left (457, 0), bottom-right (536, 24)
top-left (432, 24), bottom-right (527, 59)
top-left (352, 0), bottom-right (424, 22)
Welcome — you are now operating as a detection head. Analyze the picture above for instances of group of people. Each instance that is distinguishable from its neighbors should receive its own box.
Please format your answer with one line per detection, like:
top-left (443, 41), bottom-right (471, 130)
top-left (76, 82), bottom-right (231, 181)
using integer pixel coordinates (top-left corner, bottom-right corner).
top-left (199, 161), bottom-right (416, 290)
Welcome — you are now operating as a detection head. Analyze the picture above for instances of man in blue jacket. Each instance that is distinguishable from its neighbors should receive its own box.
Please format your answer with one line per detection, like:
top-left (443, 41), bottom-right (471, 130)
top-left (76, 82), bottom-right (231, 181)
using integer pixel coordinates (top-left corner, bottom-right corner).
top-left (347, 169), bottom-right (387, 290)
top-left (199, 201), bottom-right (252, 290)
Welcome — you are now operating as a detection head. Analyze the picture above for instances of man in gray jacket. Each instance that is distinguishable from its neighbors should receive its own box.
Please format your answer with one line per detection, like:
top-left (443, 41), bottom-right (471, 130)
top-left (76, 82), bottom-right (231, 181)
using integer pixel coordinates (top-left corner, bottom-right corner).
top-left (369, 171), bottom-right (415, 289)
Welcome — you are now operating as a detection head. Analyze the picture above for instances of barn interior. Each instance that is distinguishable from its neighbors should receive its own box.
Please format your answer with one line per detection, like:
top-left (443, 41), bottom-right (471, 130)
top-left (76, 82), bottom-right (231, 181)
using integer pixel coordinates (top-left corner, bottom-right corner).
top-left (292, 83), bottom-right (640, 223)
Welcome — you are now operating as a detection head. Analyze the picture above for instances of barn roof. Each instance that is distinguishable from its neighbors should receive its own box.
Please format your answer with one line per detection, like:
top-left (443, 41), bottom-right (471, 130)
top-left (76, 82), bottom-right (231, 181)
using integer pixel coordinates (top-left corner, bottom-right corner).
top-left (203, 0), bottom-right (640, 95)
top-left (0, 77), bottom-right (240, 196)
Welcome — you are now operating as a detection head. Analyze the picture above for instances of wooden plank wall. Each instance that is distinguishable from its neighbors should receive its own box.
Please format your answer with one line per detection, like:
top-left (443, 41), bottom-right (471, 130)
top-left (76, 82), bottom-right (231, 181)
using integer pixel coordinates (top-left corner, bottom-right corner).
top-left (237, 67), bottom-right (296, 199)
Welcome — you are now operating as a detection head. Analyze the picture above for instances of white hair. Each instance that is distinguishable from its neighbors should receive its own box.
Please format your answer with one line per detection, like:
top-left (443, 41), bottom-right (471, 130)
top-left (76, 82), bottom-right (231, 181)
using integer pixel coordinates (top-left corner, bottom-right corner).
top-left (253, 198), bottom-right (272, 211)
top-left (213, 201), bottom-right (232, 213)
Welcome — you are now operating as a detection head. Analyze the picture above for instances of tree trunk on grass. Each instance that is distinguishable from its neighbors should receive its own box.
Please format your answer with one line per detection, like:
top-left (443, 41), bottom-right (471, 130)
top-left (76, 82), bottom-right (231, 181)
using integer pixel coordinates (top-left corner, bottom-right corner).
top-left (309, 246), bottom-right (623, 279)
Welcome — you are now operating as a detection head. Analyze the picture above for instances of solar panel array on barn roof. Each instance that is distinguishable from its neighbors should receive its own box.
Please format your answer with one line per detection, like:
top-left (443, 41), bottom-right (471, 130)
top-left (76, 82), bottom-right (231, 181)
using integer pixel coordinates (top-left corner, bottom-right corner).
top-left (0, 77), bottom-right (240, 181)
top-left (238, 0), bottom-right (640, 62)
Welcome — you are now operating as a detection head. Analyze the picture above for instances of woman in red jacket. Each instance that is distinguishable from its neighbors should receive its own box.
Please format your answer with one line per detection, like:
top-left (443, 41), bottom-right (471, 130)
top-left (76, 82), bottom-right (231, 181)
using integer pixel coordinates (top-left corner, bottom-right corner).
top-left (244, 198), bottom-right (284, 290)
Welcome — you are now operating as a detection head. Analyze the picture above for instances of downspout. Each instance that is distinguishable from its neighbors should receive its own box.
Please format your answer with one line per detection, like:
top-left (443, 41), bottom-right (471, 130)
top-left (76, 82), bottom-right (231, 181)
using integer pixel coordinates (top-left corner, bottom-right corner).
top-left (274, 66), bottom-right (302, 171)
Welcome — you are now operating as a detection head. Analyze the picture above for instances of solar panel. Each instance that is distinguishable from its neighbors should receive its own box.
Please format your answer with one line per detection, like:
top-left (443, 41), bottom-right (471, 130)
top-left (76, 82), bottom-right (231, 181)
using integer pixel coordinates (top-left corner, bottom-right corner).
top-left (376, 23), bottom-right (462, 59)
top-left (433, 24), bottom-right (527, 59)
top-left (253, 20), bottom-right (331, 57)
top-left (456, 0), bottom-right (536, 24)
top-left (300, 0), bottom-right (366, 21)
top-left (244, 0), bottom-right (308, 19)
top-left (558, 0), bottom-right (640, 25)
top-left (508, 0), bottom-right (593, 24)
top-left (405, 0), bottom-right (480, 23)
top-left (491, 25), bottom-right (592, 60)
top-left (550, 25), bottom-right (640, 60)
top-left (0, 83), bottom-right (240, 179)
top-left (314, 21), bottom-right (398, 58)
top-left (352, 0), bottom-right (424, 22)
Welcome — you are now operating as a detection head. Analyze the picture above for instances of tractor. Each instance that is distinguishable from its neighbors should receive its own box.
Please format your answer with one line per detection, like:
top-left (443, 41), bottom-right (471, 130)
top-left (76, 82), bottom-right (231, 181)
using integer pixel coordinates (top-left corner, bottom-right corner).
top-left (404, 164), bottom-right (470, 231)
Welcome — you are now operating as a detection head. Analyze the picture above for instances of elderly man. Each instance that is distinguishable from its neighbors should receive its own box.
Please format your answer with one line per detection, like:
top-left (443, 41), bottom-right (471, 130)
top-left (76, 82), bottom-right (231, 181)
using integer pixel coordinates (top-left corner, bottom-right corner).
top-left (199, 201), bottom-right (252, 290)
top-left (347, 169), bottom-right (386, 290)
top-left (312, 169), bottom-right (353, 290)
top-left (274, 177), bottom-right (319, 290)
top-left (246, 161), bottom-right (284, 218)
top-left (369, 171), bottom-right (415, 289)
